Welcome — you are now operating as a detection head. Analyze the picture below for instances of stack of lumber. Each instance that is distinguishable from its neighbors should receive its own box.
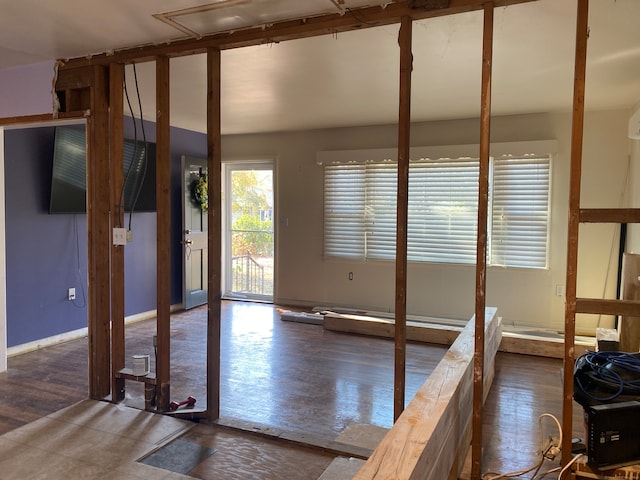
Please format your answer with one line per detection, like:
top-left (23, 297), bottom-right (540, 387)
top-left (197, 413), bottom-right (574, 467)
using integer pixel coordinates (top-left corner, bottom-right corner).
top-left (354, 307), bottom-right (501, 480)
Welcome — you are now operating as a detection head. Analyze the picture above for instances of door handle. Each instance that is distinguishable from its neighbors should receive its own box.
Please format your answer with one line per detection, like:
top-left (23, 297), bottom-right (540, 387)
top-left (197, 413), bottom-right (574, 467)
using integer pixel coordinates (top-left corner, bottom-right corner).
top-left (181, 240), bottom-right (193, 246)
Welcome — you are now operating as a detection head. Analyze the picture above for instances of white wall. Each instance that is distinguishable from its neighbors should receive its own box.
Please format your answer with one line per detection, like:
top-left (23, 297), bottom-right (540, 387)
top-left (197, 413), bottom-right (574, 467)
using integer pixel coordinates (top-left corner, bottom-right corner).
top-left (222, 109), bottom-right (633, 333)
top-left (0, 62), bottom-right (55, 118)
top-left (0, 61), bottom-right (56, 371)
top-left (627, 107), bottom-right (640, 252)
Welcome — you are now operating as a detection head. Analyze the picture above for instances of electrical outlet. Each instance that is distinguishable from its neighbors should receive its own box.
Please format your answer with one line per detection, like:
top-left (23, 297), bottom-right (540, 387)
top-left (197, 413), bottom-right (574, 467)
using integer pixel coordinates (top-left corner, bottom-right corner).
top-left (542, 436), bottom-right (561, 460)
top-left (113, 227), bottom-right (127, 246)
top-left (68, 287), bottom-right (76, 301)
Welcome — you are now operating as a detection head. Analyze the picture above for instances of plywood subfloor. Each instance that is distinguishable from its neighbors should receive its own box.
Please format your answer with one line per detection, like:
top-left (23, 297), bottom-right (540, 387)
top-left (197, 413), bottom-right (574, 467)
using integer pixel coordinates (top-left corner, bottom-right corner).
top-left (0, 399), bottom-right (340, 480)
top-left (0, 399), bottom-right (195, 479)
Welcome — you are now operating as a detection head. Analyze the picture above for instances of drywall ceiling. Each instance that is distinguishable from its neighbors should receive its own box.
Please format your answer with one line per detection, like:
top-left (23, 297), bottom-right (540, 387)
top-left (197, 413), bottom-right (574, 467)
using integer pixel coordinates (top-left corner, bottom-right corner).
top-left (1, 0), bottom-right (640, 134)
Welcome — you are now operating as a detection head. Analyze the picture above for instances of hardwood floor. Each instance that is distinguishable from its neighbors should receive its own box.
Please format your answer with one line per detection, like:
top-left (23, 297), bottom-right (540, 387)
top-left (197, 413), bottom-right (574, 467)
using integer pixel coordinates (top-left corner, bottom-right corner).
top-left (0, 301), bottom-right (585, 478)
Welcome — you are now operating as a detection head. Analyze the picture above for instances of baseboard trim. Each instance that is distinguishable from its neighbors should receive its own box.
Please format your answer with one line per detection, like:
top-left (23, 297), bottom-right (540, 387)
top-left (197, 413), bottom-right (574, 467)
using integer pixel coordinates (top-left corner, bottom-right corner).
top-left (7, 304), bottom-right (183, 357)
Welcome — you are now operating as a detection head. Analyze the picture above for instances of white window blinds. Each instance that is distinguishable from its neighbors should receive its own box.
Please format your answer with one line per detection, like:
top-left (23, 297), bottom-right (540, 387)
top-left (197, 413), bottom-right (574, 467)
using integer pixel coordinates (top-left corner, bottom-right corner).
top-left (324, 150), bottom-right (551, 269)
top-left (408, 159), bottom-right (479, 263)
top-left (489, 156), bottom-right (550, 268)
top-left (323, 164), bottom-right (366, 258)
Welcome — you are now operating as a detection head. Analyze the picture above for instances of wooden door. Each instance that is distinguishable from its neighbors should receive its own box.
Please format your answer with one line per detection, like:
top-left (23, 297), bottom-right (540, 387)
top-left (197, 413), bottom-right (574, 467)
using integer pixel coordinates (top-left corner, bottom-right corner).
top-left (182, 155), bottom-right (208, 309)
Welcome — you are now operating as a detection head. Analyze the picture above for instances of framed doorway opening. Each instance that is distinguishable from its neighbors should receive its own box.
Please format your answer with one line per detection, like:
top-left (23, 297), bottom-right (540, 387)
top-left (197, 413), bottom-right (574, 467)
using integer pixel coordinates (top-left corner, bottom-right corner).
top-left (222, 161), bottom-right (274, 303)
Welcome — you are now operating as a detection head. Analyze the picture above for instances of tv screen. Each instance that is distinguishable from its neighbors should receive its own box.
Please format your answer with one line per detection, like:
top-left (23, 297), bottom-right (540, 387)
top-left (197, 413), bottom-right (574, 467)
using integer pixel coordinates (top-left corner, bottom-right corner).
top-left (49, 125), bottom-right (156, 214)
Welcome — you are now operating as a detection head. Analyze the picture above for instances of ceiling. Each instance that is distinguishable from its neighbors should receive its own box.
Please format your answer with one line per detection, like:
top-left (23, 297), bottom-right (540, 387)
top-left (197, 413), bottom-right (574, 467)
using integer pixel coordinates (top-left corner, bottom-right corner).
top-left (2, 0), bottom-right (640, 135)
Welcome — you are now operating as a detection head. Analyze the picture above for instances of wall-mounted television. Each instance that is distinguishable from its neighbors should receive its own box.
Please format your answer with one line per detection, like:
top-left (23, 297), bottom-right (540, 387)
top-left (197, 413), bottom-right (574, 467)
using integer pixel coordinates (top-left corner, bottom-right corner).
top-left (49, 125), bottom-right (156, 214)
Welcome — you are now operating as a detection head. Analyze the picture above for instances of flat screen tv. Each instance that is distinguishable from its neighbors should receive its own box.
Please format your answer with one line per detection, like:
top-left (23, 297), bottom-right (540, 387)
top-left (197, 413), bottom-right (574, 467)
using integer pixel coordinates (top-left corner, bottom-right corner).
top-left (49, 125), bottom-right (156, 214)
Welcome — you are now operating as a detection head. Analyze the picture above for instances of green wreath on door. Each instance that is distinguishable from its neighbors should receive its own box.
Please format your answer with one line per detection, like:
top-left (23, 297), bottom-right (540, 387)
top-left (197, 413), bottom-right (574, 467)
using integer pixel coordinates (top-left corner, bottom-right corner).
top-left (191, 174), bottom-right (208, 211)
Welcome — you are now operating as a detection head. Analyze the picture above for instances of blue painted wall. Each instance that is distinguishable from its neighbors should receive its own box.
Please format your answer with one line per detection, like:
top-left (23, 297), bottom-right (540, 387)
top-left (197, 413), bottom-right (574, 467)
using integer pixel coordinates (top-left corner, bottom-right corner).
top-left (4, 120), bottom-right (207, 347)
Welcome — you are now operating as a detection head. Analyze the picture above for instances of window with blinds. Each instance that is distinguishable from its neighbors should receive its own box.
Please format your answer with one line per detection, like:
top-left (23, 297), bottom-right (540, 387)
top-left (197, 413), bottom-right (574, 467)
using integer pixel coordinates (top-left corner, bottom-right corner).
top-left (324, 155), bottom-right (550, 269)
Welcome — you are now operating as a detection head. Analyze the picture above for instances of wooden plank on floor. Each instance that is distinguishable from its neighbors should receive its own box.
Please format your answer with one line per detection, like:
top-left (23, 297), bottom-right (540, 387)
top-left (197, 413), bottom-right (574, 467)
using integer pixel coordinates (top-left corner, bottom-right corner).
top-left (353, 308), bottom-right (501, 480)
top-left (500, 332), bottom-right (593, 358)
top-left (324, 312), bottom-right (595, 359)
top-left (319, 458), bottom-right (366, 480)
top-left (324, 313), bottom-right (462, 345)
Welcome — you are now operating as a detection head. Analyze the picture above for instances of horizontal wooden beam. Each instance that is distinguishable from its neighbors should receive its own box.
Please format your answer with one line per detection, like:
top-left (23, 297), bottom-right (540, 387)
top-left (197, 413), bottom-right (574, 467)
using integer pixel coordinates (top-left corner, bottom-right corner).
top-left (579, 208), bottom-right (640, 223)
top-left (58, 0), bottom-right (539, 69)
top-left (576, 298), bottom-right (640, 316)
top-left (0, 112), bottom-right (95, 129)
top-left (0, 113), bottom-right (61, 126)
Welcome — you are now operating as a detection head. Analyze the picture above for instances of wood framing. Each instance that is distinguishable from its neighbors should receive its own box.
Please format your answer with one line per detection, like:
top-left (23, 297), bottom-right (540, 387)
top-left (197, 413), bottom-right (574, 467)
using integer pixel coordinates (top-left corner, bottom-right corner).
top-left (23, 1), bottom-right (556, 476)
top-left (579, 208), bottom-right (640, 223)
top-left (576, 298), bottom-right (640, 316)
top-left (155, 56), bottom-right (172, 411)
top-left (86, 65), bottom-right (112, 399)
top-left (394, 15), bottom-right (413, 422)
top-left (472, 3), bottom-right (494, 478)
top-left (206, 47), bottom-right (223, 422)
top-left (354, 308), bottom-right (501, 480)
top-left (562, 0), bottom-right (589, 466)
top-left (109, 63), bottom-right (126, 402)
top-left (56, 0), bottom-right (538, 70)
top-left (0, 114), bottom-right (62, 127)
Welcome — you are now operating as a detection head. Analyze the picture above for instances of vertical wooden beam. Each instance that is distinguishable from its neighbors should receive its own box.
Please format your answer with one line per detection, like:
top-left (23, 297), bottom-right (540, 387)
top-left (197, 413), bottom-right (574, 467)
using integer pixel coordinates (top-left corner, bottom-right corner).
top-left (87, 65), bottom-right (111, 399)
top-left (156, 56), bottom-right (172, 411)
top-left (206, 47), bottom-right (222, 422)
top-left (394, 15), bottom-right (412, 421)
top-left (562, 0), bottom-right (589, 468)
top-left (109, 63), bottom-right (126, 402)
top-left (472, 4), bottom-right (493, 479)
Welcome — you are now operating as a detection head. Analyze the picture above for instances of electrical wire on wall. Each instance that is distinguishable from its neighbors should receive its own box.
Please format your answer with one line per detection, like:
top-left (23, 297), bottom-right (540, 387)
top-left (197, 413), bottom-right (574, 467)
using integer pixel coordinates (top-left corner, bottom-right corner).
top-left (121, 63), bottom-right (150, 233)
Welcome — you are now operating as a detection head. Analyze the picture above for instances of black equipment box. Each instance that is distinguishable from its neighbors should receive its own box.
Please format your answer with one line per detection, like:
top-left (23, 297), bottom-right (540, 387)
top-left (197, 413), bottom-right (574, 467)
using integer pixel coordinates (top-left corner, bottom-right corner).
top-left (584, 400), bottom-right (640, 470)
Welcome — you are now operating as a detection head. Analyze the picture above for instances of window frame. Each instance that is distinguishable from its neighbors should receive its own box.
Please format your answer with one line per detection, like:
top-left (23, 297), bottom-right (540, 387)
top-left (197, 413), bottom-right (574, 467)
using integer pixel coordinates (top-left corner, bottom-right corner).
top-left (321, 141), bottom-right (555, 270)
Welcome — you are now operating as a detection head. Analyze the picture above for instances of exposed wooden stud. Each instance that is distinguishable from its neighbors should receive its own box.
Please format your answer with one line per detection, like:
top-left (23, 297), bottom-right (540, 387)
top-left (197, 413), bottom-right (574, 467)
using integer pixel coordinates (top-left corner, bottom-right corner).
top-left (206, 47), bottom-right (223, 422)
top-left (155, 56), bottom-right (172, 411)
top-left (57, 0), bottom-right (539, 69)
top-left (562, 0), bottom-right (589, 468)
top-left (472, 3), bottom-right (493, 479)
top-left (394, 15), bottom-right (412, 422)
top-left (109, 63), bottom-right (126, 403)
top-left (86, 65), bottom-right (112, 399)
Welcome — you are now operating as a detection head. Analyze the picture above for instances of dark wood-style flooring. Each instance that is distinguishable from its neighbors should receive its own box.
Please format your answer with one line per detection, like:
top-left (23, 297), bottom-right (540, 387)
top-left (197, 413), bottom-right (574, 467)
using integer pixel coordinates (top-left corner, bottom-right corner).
top-left (0, 301), bottom-right (584, 478)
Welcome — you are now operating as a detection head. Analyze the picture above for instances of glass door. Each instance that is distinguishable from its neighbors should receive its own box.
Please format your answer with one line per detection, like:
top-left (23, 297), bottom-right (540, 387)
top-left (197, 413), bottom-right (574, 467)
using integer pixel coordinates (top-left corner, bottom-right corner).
top-left (223, 162), bottom-right (274, 302)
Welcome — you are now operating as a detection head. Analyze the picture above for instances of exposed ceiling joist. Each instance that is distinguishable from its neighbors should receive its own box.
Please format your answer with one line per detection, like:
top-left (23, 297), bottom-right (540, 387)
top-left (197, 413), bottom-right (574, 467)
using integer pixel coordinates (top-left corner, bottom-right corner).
top-left (59, 0), bottom-right (539, 69)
